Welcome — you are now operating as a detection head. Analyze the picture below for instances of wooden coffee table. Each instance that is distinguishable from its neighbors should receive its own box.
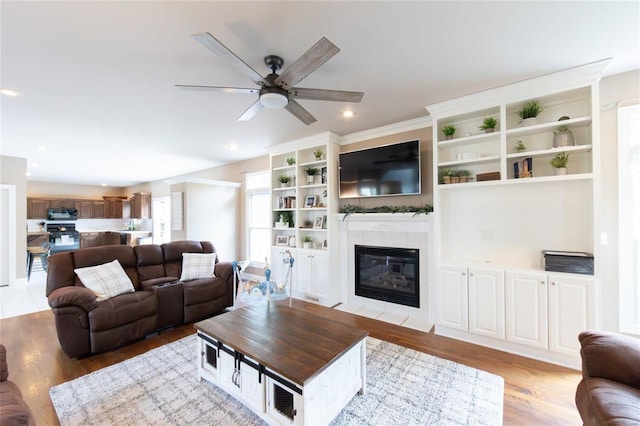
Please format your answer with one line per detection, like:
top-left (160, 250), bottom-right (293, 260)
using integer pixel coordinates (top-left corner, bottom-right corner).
top-left (194, 301), bottom-right (368, 425)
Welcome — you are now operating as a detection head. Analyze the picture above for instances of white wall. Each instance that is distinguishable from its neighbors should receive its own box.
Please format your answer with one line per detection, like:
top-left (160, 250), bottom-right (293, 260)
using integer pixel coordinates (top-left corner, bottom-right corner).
top-left (1, 156), bottom-right (27, 281)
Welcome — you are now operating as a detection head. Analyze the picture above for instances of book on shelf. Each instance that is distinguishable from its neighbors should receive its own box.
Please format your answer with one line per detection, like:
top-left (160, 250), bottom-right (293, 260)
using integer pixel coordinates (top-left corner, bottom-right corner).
top-left (514, 157), bottom-right (533, 178)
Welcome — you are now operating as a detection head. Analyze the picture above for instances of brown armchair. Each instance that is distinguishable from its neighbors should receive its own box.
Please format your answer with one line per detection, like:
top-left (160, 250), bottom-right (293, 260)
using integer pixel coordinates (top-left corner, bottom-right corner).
top-left (576, 330), bottom-right (640, 425)
top-left (0, 344), bottom-right (35, 425)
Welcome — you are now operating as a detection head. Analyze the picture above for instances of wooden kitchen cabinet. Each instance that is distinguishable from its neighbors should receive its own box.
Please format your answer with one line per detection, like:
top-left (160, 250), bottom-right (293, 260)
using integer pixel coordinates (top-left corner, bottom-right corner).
top-left (103, 197), bottom-right (130, 219)
top-left (92, 201), bottom-right (105, 218)
top-left (48, 199), bottom-right (77, 209)
top-left (77, 201), bottom-right (94, 218)
top-left (80, 232), bottom-right (102, 248)
top-left (131, 192), bottom-right (151, 219)
top-left (27, 198), bottom-right (48, 219)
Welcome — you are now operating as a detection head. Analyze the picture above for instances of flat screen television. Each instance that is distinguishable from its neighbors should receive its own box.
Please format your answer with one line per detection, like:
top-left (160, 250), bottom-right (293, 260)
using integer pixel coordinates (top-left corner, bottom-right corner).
top-left (339, 139), bottom-right (421, 199)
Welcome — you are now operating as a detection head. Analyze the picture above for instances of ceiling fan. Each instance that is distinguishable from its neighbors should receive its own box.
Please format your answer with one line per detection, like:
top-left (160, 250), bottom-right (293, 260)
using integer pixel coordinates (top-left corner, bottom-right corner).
top-left (176, 33), bottom-right (364, 125)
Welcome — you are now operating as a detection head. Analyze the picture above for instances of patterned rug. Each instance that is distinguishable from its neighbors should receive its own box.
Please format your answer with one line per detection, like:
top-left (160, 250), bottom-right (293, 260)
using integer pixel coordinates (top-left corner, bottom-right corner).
top-left (50, 335), bottom-right (504, 425)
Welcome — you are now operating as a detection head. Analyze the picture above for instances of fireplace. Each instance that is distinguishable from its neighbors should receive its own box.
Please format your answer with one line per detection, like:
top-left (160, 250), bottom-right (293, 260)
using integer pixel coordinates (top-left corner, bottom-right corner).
top-left (355, 245), bottom-right (420, 308)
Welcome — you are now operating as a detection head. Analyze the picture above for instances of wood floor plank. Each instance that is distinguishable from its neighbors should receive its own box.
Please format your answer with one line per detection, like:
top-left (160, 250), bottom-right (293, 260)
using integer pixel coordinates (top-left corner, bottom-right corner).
top-left (0, 300), bottom-right (582, 425)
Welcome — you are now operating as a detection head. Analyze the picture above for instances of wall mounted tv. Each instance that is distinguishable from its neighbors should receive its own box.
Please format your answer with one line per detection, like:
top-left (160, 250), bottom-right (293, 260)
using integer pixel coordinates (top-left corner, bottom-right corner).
top-left (339, 139), bottom-right (421, 199)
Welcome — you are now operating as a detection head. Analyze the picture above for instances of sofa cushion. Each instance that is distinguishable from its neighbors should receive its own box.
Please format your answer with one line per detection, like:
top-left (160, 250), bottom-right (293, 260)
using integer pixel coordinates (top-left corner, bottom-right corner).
top-left (0, 381), bottom-right (33, 426)
top-left (88, 291), bottom-right (157, 332)
top-left (180, 253), bottom-right (217, 281)
top-left (75, 260), bottom-right (135, 301)
top-left (183, 277), bottom-right (228, 305)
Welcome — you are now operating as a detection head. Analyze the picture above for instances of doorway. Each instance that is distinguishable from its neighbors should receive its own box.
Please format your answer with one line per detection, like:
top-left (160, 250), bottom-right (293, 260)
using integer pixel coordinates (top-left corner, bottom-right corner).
top-left (0, 185), bottom-right (16, 286)
top-left (152, 195), bottom-right (171, 244)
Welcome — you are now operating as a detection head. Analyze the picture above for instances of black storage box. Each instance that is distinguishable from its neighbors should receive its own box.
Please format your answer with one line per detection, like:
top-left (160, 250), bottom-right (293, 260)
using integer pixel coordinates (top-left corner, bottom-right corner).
top-left (542, 250), bottom-right (594, 275)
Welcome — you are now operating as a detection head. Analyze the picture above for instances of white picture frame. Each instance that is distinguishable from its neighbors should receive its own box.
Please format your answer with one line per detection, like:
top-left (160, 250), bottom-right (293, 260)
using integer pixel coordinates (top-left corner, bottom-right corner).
top-left (305, 195), bottom-right (317, 207)
top-left (275, 235), bottom-right (289, 246)
top-left (313, 216), bottom-right (324, 229)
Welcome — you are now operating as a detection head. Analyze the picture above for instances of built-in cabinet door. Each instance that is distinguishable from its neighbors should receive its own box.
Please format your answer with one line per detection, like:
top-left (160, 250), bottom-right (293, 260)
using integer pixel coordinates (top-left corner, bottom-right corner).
top-left (296, 250), bottom-right (329, 299)
top-left (548, 274), bottom-right (595, 356)
top-left (437, 265), bottom-right (468, 331)
top-left (506, 271), bottom-right (548, 349)
top-left (77, 201), bottom-right (93, 218)
top-left (468, 268), bottom-right (505, 340)
top-left (92, 201), bottom-right (105, 218)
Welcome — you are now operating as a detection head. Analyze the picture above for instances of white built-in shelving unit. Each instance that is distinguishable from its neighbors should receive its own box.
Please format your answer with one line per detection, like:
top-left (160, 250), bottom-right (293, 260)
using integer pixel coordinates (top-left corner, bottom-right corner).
top-left (426, 59), bottom-right (610, 369)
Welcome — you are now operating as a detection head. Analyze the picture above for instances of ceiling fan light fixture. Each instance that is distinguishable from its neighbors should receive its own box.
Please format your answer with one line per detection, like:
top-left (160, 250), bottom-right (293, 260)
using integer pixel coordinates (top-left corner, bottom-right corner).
top-left (260, 87), bottom-right (289, 109)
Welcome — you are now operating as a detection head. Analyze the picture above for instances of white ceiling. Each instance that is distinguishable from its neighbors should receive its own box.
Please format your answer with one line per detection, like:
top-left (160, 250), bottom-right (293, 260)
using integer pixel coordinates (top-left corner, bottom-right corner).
top-left (2, 1), bottom-right (638, 187)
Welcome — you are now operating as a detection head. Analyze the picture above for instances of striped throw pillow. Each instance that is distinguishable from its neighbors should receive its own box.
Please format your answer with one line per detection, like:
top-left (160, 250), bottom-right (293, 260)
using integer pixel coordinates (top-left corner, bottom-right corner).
top-left (180, 253), bottom-right (217, 281)
top-left (74, 259), bottom-right (135, 301)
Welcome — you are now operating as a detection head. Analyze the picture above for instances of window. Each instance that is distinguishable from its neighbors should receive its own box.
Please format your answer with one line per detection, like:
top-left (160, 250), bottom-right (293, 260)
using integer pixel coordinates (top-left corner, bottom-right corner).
top-left (246, 171), bottom-right (271, 266)
top-left (618, 104), bottom-right (640, 335)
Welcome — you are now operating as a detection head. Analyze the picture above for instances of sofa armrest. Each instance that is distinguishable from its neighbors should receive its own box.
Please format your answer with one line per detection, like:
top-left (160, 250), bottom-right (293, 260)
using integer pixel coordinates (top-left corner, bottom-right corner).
top-left (48, 286), bottom-right (98, 312)
top-left (215, 261), bottom-right (233, 284)
top-left (0, 344), bottom-right (7, 382)
top-left (579, 330), bottom-right (640, 389)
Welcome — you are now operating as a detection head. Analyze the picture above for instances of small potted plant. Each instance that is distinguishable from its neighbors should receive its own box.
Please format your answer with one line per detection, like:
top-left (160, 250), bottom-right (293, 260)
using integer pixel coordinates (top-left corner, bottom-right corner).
top-left (286, 156), bottom-right (296, 166)
top-left (440, 169), bottom-right (454, 184)
top-left (456, 169), bottom-right (472, 183)
top-left (515, 140), bottom-right (527, 152)
top-left (278, 175), bottom-right (291, 187)
top-left (303, 219), bottom-right (313, 229)
top-left (442, 125), bottom-right (456, 140)
top-left (306, 167), bottom-right (319, 185)
top-left (550, 152), bottom-right (569, 175)
top-left (553, 126), bottom-right (576, 148)
top-left (517, 100), bottom-right (544, 126)
top-left (313, 147), bottom-right (323, 161)
top-left (302, 236), bottom-right (313, 249)
top-left (479, 117), bottom-right (497, 133)
top-left (38, 221), bottom-right (46, 231)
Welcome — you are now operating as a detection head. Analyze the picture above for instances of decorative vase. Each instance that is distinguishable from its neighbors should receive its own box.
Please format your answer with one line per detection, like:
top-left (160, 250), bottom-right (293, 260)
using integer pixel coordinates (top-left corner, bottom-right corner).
top-left (521, 117), bottom-right (537, 127)
top-left (553, 131), bottom-right (575, 148)
top-left (288, 236), bottom-right (296, 247)
top-left (306, 175), bottom-right (314, 185)
top-left (554, 167), bottom-right (568, 176)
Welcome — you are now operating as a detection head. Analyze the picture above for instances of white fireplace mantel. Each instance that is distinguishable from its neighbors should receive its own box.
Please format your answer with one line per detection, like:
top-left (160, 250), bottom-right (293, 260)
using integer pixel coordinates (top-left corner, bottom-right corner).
top-left (335, 213), bottom-right (434, 332)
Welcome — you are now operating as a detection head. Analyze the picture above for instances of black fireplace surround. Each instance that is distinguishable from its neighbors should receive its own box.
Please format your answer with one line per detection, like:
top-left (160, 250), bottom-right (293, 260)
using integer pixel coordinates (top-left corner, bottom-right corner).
top-left (355, 245), bottom-right (419, 308)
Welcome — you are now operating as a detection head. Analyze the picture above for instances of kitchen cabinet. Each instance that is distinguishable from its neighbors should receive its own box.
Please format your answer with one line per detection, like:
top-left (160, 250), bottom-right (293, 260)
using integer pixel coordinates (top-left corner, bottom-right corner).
top-left (104, 197), bottom-right (129, 219)
top-left (78, 201), bottom-right (94, 219)
top-left (48, 199), bottom-right (77, 209)
top-left (92, 201), bottom-right (105, 218)
top-left (27, 198), bottom-right (48, 219)
top-left (80, 232), bottom-right (102, 249)
top-left (131, 192), bottom-right (151, 219)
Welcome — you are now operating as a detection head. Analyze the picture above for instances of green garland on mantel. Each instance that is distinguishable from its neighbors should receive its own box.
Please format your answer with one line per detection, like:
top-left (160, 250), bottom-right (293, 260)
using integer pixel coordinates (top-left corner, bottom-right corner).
top-left (340, 204), bottom-right (434, 220)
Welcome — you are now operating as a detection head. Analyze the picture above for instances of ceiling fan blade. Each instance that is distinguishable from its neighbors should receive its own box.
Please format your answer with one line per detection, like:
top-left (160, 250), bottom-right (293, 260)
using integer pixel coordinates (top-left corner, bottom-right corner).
top-left (285, 99), bottom-right (317, 125)
top-left (192, 32), bottom-right (268, 87)
top-left (275, 37), bottom-right (339, 89)
top-left (175, 84), bottom-right (258, 95)
top-left (289, 87), bottom-right (364, 103)
top-left (238, 99), bottom-right (264, 121)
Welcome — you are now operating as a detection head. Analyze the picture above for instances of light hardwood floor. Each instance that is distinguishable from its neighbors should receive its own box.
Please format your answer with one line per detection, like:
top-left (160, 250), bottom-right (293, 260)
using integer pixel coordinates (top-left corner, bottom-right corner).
top-left (0, 299), bottom-right (583, 425)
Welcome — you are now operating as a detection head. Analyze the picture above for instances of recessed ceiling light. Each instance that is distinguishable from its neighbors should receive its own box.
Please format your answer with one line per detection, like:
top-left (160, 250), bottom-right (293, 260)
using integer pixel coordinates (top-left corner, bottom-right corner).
top-left (37, 145), bottom-right (46, 152)
top-left (1, 88), bottom-right (22, 97)
top-left (101, 183), bottom-right (107, 187)
top-left (225, 142), bottom-right (238, 150)
top-left (25, 172), bottom-right (31, 177)
top-left (342, 110), bottom-right (355, 118)
top-left (31, 163), bottom-right (39, 168)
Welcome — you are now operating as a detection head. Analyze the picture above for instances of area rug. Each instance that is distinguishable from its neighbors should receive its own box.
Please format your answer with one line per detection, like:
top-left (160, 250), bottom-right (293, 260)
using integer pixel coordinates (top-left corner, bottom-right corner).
top-left (50, 335), bottom-right (504, 425)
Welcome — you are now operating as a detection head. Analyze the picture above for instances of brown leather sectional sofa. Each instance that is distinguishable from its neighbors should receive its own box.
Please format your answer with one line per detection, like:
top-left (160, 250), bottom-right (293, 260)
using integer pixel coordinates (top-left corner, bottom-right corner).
top-left (46, 240), bottom-right (234, 358)
top-left (576, 330), bottom-right (640, 425)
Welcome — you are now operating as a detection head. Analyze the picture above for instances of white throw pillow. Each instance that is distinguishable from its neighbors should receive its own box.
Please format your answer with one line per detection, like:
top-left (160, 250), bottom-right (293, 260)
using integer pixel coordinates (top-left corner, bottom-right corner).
top-left (180, 253), bottom-right (217, 281)
top-left (74, 259), bottom-right (135, 301)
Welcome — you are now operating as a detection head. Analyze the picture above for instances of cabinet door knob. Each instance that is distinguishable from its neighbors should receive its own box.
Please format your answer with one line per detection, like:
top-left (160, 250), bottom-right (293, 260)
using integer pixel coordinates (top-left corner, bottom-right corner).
top-left (461, 272), bottom-right (466, 276)
top-left (469, 273), bottom-right (474, 277)
top-left (551, 282), bottom-right (556, 286)
top-left (540, 281), bottom-right (545, 285)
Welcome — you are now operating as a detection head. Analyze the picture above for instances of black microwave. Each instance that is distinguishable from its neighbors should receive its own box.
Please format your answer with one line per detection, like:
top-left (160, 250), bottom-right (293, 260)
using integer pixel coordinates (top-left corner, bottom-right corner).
top-left (47, 208), bottom-right (78, 221)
